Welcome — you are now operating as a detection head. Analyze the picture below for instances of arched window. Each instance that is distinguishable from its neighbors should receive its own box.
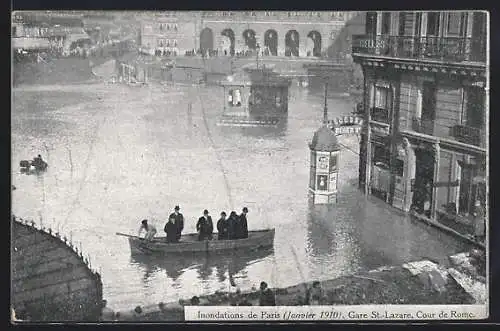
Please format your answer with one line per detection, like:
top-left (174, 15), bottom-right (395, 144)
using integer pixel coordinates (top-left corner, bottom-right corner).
top-left (228, 89), bottom-right (242, 107)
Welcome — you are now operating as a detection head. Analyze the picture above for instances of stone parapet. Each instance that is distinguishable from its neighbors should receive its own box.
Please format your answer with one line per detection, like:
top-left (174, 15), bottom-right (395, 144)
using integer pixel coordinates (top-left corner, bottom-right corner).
top-left (11, 215), bottom-right (103, 322)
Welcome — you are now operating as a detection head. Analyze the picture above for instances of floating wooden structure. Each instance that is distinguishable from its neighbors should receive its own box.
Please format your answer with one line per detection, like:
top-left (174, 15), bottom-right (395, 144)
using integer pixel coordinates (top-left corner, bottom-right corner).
top-left (217, 65), bottom-right (291, 127)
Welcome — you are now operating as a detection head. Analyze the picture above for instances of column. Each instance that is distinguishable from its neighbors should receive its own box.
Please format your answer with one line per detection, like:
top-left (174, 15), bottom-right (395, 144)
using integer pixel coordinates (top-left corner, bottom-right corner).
top-left (388, 77), bottom-right (401, 205)
top-left (391, 12), bottom-right (399, 35)
top-left (365, 71), bottom-right (375, 195)
top-left (277, 31), bottom-right (286, 57)
top-left (403, 142), bottom-right (416, 212)
top-left (375, 12), bottom-right (383, 55)
top-left (431, 142), bottom-right (440, 220)
top-left (464, 12), bottom-right (474, 61)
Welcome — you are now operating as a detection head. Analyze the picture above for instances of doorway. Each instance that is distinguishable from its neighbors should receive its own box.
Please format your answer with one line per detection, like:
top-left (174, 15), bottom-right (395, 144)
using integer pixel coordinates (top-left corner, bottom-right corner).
top-left (412, 148), bottom-right (435, 216)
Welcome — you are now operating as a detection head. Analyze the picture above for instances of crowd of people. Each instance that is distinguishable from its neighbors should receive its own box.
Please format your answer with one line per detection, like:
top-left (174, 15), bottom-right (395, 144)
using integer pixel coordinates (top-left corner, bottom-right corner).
top-left (97, 280), bottom-right (330, 320)
top-left (137, 206), bottom-right (250, 242)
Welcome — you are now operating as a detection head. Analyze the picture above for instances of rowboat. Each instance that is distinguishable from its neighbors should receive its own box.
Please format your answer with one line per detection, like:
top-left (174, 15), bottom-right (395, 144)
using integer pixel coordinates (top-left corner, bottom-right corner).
top-left (19, 160), bottom-right (48, 173)
top-left (117, 229), bottom-right (275, 255)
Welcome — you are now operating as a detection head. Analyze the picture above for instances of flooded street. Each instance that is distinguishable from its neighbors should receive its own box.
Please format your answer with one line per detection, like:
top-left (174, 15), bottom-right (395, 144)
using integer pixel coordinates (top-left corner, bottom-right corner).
top-left (11, 82), bottom-right (471, 311)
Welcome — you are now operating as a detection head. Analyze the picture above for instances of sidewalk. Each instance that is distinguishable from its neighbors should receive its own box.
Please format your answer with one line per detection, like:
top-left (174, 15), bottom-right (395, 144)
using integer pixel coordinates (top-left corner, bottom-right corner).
top-left (410, 212), bottom-right (485, 250)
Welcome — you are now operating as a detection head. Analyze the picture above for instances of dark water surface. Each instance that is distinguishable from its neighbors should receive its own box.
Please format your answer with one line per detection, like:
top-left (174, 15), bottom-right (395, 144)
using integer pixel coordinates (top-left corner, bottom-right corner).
top-left (12, 82), bottom-right (470, 310)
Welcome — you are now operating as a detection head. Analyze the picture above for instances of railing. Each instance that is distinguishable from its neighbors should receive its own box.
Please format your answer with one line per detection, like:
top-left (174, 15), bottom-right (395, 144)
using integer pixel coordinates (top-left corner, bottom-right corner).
top-left (352, 35), bottom-right (486, 63)
top-left (451, 124), bottom-right (483, 147)
top-left (412, 117), bottom-right (434, 135)
top-left (370, 107), bottom-right (390, 124)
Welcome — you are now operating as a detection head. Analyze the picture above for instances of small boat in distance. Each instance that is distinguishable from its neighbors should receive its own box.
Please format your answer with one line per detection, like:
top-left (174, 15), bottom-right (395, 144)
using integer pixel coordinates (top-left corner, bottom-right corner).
top-left (117, 229), bottom-right (275, 255)
top-left (19, 159), bottom-right (48, 173)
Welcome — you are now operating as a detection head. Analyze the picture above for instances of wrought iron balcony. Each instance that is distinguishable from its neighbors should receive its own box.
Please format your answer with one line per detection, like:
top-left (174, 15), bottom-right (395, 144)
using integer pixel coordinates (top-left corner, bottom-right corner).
top-left (451, 125), bottom-right (484, 147)
top-left (370, 107), bottom-right (390, 124)
top-left (352, 35), bottom-right (486, 63)
top-left (412, 117), bottom-right (434, 135)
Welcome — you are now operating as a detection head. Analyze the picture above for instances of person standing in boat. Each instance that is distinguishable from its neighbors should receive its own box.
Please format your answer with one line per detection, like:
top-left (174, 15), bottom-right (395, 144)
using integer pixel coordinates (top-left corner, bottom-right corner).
top-left (164, 216), bottom-right (178, 243)
top-left (227, 211), bottom-right (239, 240)
top-left (169, 205), bottom-right (184, 241)
top-left (217, 211), bottom-right (229, 240)
top-left (196, 210), bottom-right (213, 241)
top-left (238, 207), bottom-right (249, 239)
top-left (32, 154), bottom-right (44, 169)
top-left (138, 219), bottom-right (157, 241)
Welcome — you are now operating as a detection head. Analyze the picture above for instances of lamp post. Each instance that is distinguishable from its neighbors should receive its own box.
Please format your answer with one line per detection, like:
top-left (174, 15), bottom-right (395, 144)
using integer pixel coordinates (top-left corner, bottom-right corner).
top-left (256, 43), bottom-right (260, 69)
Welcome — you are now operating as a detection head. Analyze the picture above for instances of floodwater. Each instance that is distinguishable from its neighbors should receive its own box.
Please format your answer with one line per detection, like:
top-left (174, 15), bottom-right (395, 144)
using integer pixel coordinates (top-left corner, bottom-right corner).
top-left (11, 81), bottom-right (471, 310)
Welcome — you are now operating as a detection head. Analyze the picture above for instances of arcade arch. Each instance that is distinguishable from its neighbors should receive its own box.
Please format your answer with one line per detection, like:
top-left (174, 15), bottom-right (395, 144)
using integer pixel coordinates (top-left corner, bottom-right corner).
top-left (200, 28), bottom-right (214, 54)
top-left (307, 31), bottom-right (322, 57)
top-left (221, 28), bottom-right (235, 56)
top-left (264, 29), bottom-right (278, 56)
top-left (285, 30), bottom-right (299, 57)
top-left (243, 29), bottom-right (257, 50)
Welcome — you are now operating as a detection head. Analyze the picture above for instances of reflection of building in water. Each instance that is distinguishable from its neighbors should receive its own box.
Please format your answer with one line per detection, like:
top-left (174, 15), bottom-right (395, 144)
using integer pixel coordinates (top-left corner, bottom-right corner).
top-left (305, 207), bottom-right (362, 277)
top-left (131, 248), bottom-right (274, 284)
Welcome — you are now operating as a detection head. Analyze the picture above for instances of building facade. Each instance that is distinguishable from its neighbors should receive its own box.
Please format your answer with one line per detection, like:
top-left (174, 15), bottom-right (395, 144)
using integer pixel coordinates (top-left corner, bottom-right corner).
top-left (12, 12), bottom-right (90, 56)
top-left (139, 11), bottom-right (360, 57)
top-left (353, 11), bottom-right (487, 228)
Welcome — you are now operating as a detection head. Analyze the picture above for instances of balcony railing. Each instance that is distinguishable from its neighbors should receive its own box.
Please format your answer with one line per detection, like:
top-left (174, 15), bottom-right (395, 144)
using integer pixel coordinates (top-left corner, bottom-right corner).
top-left (370, 107), bottom-right (390, 124)
top-left (412, 117), bottom-right (434, 135)
top-left (352, 35), bottom-right (486, 63)
top-left (451, 125), bottom-right (484, 147)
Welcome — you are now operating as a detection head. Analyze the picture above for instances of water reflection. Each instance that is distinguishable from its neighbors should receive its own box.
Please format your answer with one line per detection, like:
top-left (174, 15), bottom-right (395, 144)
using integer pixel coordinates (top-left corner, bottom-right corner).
top-left (12, 81), bottom-right (472, 309)
top-left (131, 247), bottom-right (274, 284)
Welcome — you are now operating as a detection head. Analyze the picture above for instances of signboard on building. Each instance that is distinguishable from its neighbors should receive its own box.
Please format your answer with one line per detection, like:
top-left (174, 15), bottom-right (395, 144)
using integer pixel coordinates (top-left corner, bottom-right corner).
top-left (317, 175), bottom-right (328, 191)
top-left (316, 155), bottom-right (329, 172)
top-left (329, 173), bottom-right (338, 191)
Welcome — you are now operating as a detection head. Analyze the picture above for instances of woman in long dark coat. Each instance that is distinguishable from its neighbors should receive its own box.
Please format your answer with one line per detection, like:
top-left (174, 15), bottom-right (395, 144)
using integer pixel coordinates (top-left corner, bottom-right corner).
top-left (217, 211), bottom-right (229, 240)
top-left (227, 211), bottom-right (239, 240)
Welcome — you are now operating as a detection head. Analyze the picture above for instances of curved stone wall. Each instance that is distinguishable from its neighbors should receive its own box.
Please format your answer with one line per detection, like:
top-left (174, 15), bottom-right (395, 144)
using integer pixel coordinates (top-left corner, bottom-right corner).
top-left (11, 216), bottom-right (103, 321)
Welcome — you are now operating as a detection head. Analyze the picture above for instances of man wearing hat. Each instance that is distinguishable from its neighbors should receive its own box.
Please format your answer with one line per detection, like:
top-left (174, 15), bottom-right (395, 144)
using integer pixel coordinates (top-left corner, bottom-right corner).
top-left (196, 210), bottom-right (213, 241)
top-left (169, 205), bottom-right (184, 241)
top-left (238, 207), bottom-right (249, 239)
top-left (217, 211), bottom-right (229, 240)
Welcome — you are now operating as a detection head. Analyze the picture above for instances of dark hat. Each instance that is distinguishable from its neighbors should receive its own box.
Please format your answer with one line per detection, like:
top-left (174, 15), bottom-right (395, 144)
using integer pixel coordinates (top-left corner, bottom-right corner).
top-left (141, 219), bottom-right (148, 225)
top-left (243, 207), bottom-right (248, 213)
top-left (175, 205), bottom-right (180, 210)
top-left (221, 211), bottom-right (227, 216)
top-left (203, 209), bottom-right (209, 214)
top-left (260, 281), bottom-right (268, 288)
top-left (230, 211), bottom-right (237, 217)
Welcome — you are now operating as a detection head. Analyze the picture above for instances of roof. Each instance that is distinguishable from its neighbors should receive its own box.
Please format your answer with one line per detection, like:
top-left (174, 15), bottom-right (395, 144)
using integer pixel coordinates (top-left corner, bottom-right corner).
top-left (309, 125), bottom-right (340, 152)
top-left (220, 67), bottom-right (291, 87)
top-left (12, 37), bottom-right (50, 50)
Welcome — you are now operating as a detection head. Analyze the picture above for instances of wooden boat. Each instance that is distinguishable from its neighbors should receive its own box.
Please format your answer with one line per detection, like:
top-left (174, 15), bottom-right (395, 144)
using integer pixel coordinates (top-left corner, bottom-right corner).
top-left (19, 160), bottom-right (48, 173)
top-left (117, 229), bottom-right (275, 255)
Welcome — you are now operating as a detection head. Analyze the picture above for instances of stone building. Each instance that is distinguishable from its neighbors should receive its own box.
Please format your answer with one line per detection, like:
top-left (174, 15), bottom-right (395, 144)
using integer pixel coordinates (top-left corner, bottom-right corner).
top-left (139, 11), bottom-right (360, 57)
top-left (353, 11), bottom-right (487, 229)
